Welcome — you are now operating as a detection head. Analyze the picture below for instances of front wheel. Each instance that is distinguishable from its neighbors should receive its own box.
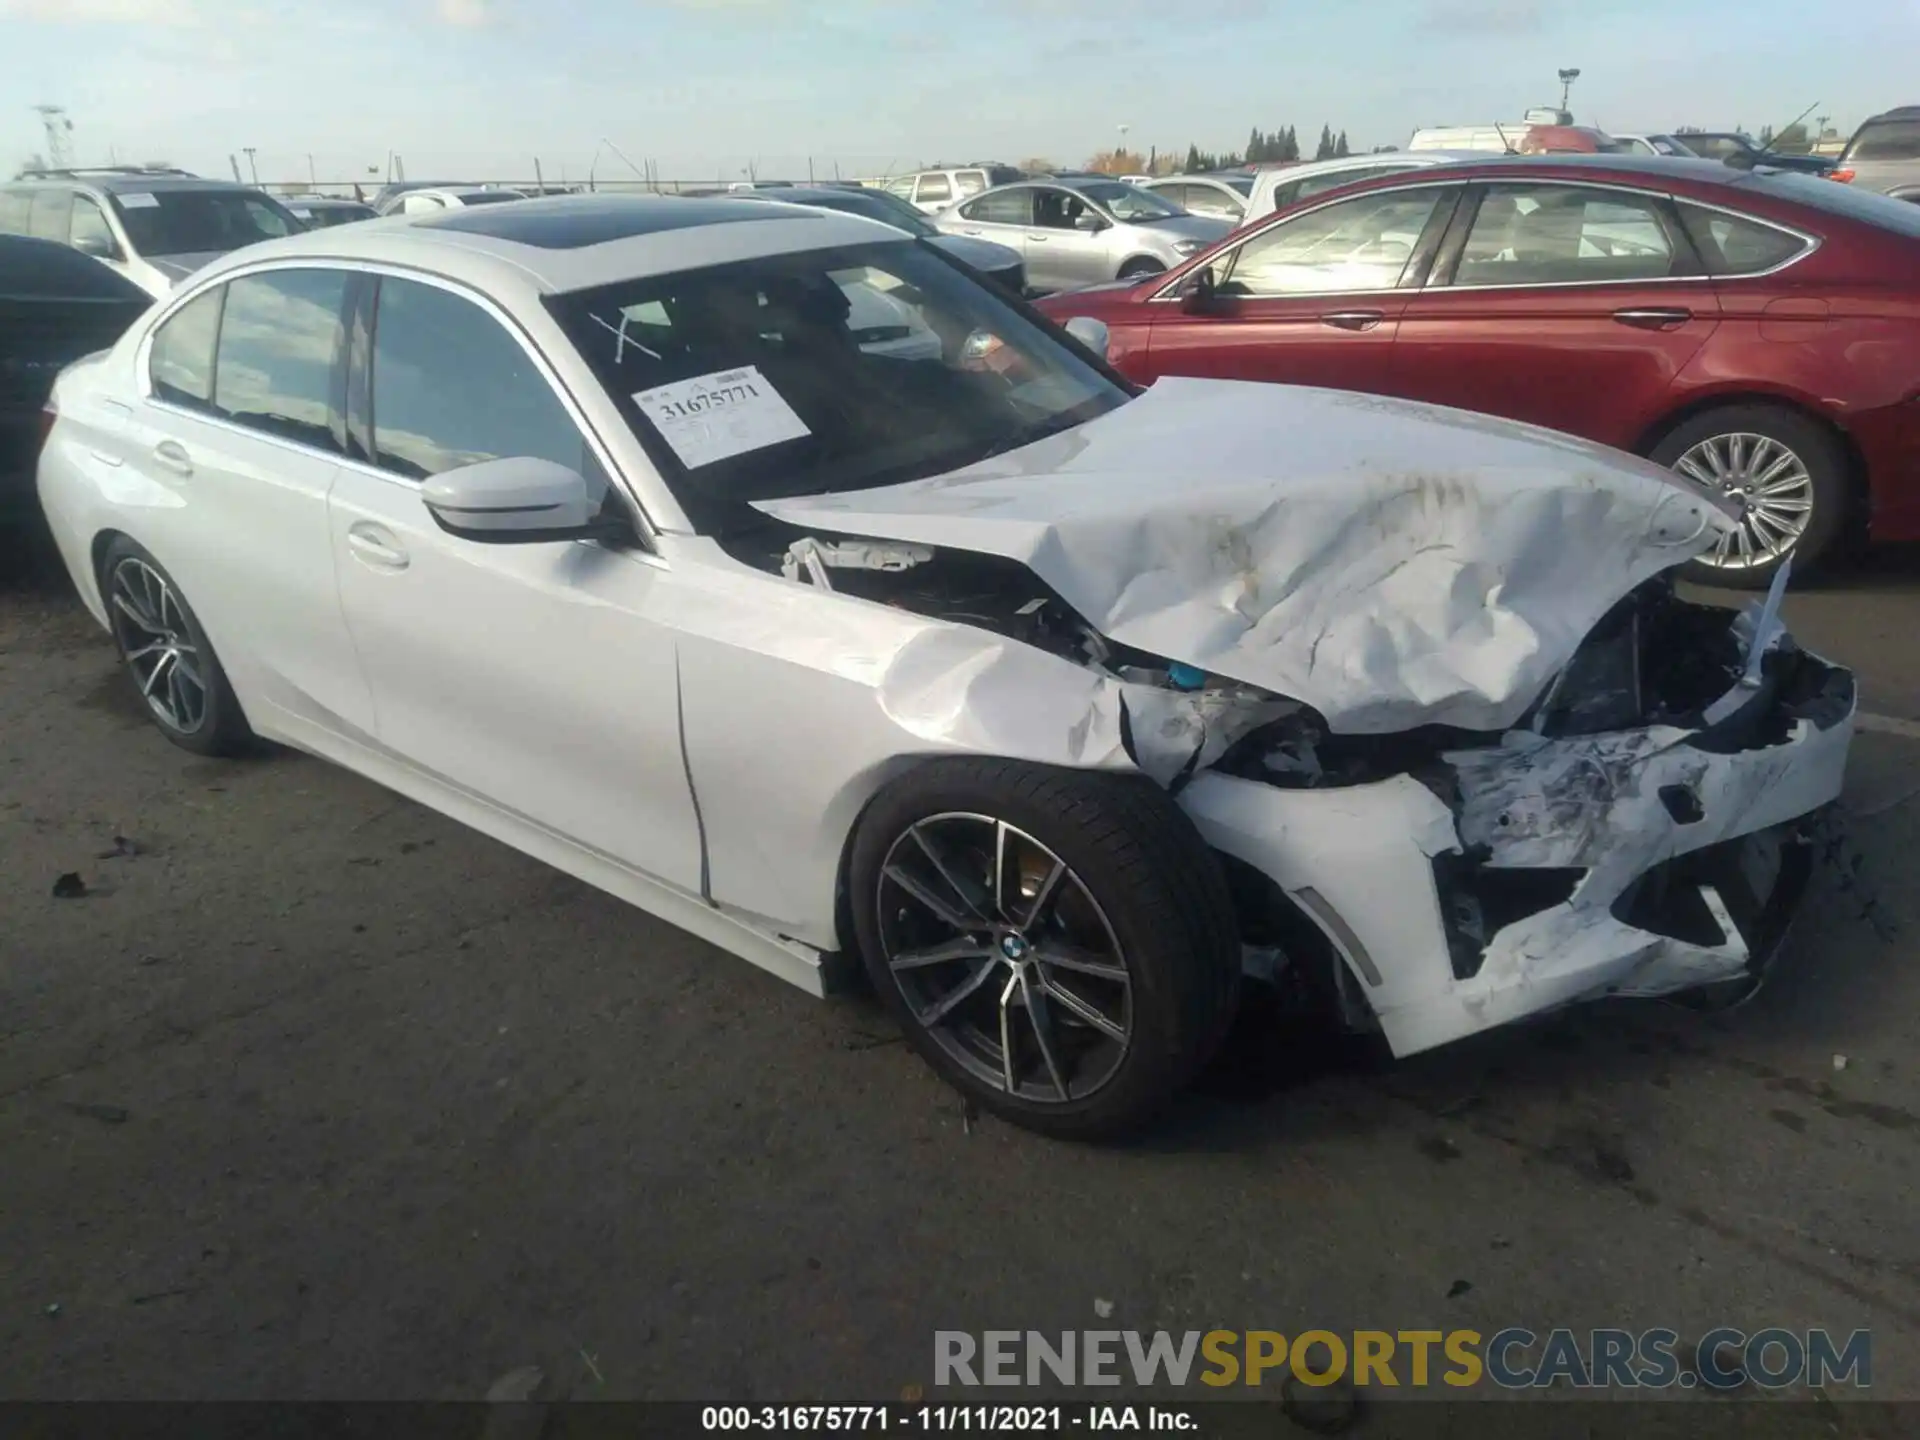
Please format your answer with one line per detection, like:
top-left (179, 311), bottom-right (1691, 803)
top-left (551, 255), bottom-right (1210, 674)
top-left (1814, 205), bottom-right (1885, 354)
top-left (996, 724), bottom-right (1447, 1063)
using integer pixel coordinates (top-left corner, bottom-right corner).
top-left (1651, 404), bottom-right (1850, 588)
top-left (848, 758), bottom-right (1240, 1140)
top-left (1117, 257), bottom-right (1166, 280)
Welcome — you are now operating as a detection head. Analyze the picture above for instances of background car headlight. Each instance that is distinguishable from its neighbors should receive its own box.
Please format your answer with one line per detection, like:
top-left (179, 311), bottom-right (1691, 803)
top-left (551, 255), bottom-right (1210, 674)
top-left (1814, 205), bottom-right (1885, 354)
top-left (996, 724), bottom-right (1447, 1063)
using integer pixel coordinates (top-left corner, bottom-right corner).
top-left (1172, 239), bottom-right (1207, 256)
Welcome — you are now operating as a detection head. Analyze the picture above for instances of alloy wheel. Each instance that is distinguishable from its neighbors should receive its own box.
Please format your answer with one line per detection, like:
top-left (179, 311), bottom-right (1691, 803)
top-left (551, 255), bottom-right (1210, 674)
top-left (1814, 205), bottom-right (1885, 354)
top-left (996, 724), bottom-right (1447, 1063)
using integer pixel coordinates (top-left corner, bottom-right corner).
top-left (107, 557), bottom-right (207, 733)
top-left (876, 813), bottom-right (1132, 1105)
top-left (1674, 431), bottom-right (1814, 571)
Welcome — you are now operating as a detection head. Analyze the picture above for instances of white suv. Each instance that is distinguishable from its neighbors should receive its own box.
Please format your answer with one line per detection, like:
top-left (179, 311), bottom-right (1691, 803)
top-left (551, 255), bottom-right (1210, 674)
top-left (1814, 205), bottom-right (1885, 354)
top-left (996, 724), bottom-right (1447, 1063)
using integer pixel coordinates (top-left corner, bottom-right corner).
top-left (881, 166), bottom-right (1024, 213)
top-left (1242, 151), bottom-right (1483, 220)
top-left (0, 170), bottom-right (301, 299)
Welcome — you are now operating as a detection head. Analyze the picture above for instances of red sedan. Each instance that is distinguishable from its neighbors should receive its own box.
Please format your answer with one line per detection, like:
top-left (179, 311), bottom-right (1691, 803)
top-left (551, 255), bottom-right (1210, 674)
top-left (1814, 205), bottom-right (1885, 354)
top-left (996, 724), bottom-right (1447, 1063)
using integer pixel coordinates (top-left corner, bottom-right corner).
top-left (1037, 155), bottom-right (1920, 586)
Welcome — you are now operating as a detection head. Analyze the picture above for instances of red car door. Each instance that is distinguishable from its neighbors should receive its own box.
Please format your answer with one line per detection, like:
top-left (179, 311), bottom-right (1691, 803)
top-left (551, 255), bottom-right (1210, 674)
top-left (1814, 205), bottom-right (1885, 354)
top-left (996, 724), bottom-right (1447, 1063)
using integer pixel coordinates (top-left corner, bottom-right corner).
top-left (1138, 183), bottom-right (1462, 392)
top-left (1389, 180), bottom-right (1722, 450)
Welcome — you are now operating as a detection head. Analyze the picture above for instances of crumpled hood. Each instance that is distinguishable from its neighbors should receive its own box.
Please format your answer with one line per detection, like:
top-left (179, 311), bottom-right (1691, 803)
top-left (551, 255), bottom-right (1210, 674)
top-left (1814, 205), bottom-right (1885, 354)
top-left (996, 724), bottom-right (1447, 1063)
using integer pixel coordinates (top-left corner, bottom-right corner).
top-left (757, 379), bottom-right (1740, 735)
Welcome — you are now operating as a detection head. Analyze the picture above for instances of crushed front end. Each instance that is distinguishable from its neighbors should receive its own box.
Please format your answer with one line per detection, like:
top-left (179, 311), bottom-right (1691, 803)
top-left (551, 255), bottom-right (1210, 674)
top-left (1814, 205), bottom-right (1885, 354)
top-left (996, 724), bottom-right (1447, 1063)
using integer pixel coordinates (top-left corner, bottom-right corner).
top-left (1178, 573), bottom-right (1855, 1056)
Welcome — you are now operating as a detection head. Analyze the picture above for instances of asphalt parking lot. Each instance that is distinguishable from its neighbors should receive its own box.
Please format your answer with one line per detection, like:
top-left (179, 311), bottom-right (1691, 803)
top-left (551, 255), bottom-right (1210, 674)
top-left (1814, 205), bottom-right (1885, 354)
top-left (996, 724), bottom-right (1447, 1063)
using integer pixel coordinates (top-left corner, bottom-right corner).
top-left (4, 522), bottom-right (1920, 1424)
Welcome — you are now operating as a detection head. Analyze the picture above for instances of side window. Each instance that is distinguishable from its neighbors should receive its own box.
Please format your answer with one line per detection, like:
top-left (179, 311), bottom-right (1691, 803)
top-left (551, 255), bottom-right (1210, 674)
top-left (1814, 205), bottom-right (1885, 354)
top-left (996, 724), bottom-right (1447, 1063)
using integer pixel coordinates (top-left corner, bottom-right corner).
top-left (1293, 165), bottom-right (1392, 203)
top-left (69, 197), bottom-right (116, 255)
top-left (915, 174), bottom-right (953, 206)
top-left (1224, 188), bottom-right (1445, 296)
top-left (149, 287), bottom-right (224, 407)
top-left (242, 197), bottom-right (296, 239)
top-left (1264, 179), bottom-right (1303, 215)
top-left (370, 277), bottom-right (593, 483)
top-left (0, 189), bottom-right (32, 234)
top-left (954, 170), bottom-right (988, 197)
top-left (1033, 188), bottom-right (1087, 231)
top-left (211, 269), bottom-right (349, 452)
top-left (1153, 184), bottom-right (1188, 210)
top-left (1674, 203), bottom-right (1808, 277)
top-left (1451, 184), bottom-right (1681, 287)
top-left (28, 189), bottom-right (74, 242)
top-left (884, 176), bottom-right (916, 199)
top-left (961, 189), bottom-right (1032, 226)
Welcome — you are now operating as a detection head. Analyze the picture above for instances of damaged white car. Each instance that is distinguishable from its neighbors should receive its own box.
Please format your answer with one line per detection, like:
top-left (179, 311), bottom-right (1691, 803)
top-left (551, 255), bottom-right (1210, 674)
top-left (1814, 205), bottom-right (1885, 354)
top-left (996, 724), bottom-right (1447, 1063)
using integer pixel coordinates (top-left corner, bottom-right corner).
top-left (38, 195), bottom-right (1856, 1137)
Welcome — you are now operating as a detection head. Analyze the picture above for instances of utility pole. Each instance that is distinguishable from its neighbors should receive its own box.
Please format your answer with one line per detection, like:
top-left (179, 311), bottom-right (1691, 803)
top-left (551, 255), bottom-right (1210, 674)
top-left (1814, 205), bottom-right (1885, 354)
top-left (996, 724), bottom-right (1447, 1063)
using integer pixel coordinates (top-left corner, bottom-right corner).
top-left (242, 146), bottom-right (258, 184)
top-left (1557, 67), bottom-right (1581, 115)
top-left (33, 105), bottom-right (75, 169)
top-left (307, 153), bottom-right (316, 187)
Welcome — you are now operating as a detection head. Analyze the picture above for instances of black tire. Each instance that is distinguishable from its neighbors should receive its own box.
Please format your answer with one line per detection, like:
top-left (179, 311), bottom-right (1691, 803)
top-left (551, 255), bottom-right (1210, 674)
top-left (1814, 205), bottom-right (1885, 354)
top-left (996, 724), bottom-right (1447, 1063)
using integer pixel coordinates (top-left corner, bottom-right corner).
top-left (1648, 403), bottom-right (1850, 589)
top-left (848, 757), bottom-right (1240, 1140)
top-left (98, 536), bottom-right (255, 757)
top-left (1117, 257), bottom-right (1166, 280)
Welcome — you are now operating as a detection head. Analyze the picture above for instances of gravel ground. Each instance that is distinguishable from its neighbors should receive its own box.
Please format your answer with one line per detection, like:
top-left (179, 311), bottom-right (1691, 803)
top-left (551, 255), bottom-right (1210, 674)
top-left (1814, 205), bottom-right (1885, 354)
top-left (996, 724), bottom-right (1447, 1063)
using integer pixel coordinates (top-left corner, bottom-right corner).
top-left (4, 525), bottom-right (1919, 1427)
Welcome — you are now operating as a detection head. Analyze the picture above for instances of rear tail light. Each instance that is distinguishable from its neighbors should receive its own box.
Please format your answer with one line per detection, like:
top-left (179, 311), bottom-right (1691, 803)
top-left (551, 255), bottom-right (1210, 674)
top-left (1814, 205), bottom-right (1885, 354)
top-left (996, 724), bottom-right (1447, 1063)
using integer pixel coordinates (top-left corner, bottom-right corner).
top-left (1830, 168), bottom-right (1856, 183)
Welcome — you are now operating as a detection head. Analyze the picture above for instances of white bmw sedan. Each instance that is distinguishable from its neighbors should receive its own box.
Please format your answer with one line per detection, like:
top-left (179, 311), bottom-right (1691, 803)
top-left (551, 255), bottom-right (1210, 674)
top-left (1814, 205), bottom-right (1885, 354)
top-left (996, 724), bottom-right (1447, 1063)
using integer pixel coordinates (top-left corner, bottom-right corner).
top-left (39, 195), bottom-right (1855, 1138)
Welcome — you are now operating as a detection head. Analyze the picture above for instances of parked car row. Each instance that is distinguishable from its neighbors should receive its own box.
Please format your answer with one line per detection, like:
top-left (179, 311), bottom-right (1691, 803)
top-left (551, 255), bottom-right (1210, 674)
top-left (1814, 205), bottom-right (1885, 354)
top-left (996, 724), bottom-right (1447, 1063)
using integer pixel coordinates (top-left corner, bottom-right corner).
top-left (1038, 153), bottom-right (1920, 584)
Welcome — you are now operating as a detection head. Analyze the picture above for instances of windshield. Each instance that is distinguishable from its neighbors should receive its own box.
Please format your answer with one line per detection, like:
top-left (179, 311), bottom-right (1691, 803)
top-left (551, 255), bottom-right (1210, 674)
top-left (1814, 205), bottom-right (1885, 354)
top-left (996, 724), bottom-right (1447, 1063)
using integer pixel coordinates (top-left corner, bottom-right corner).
top-left (109, 189), bottom-right (298, 256)
top-left (547, 239), bottom-right (1128, 534)
top-left (1649, 135), bottom-right (1697, 156)
top-left (1224, 176), bottom-right (1253, 195)
top-left (1071, 182), bottom-right (1184, 221)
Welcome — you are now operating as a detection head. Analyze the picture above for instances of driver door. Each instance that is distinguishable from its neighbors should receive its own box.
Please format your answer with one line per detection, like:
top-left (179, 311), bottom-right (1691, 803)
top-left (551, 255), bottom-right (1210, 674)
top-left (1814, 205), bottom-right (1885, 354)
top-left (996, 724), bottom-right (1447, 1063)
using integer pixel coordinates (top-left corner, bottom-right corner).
top-left (1141, 183), bottom-right (1459, 391)
top-left (1026, 187), bottom-right (1110, 291)
top-left (326, 273), bottom-right (704, 896)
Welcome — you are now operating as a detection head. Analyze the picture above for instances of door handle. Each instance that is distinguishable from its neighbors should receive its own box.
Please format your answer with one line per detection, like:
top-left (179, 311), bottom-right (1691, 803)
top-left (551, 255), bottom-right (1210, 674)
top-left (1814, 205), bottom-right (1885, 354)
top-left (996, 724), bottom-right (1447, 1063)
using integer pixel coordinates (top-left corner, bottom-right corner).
top-left (1613, 307), bottom-right (1692, 330)
top-left (1321, 311), bottom-right (1386, 332)
top-left (346, 521), bottom-right (410, 571)
top-left (151, 439), bottom-right (193, 477)
top-left (1026, 234), bottom-right (1050, 242)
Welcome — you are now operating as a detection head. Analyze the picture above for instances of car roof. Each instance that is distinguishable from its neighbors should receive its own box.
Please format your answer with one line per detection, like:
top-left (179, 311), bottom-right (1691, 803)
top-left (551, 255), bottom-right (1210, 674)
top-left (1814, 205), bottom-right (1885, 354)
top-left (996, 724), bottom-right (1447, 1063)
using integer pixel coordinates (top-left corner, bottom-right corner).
top-left (175, 193), bottom-right (902, 297)
top-left (26, 174), bottom-right (261, 196)
top-left (1282, 152), bottom-right (1838, 201)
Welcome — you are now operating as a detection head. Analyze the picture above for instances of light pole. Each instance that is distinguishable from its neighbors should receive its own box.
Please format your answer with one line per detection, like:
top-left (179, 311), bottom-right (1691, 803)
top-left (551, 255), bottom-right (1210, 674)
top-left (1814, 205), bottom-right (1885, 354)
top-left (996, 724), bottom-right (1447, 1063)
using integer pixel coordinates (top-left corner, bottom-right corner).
top-left (1117, 122), bottom-right (1130, 171)
top-left (242, 146), bottom-right (258, 184)
top-left (1557, 68), bottom-right (1581, 116)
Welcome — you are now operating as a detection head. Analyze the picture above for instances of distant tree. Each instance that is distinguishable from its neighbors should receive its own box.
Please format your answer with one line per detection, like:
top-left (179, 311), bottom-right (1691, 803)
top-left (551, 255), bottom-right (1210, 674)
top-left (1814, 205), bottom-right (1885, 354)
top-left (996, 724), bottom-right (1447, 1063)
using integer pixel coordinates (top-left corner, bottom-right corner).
top-left (1247, 127), bottom-right (1267, 164)
top-left (1314, 124), bottom-right (1337, 160)
top-left (1773, 121), bottom-right (1811, 153)
top-left (1757, 124), bottom-right (1776, 147)
top-left (1086, 148), bottom-right (1146, 175)
top-left (1185, 143), bottom-right (1204, 171)
top-left (1019, 156), bottom-right (1057, 174)
top-left (1372, 143), bottom-right (1399, 153)
top-left (1334, 130), bottom-right (1351, 158)
top-left (1280, 125), bottom-right (1300, 161)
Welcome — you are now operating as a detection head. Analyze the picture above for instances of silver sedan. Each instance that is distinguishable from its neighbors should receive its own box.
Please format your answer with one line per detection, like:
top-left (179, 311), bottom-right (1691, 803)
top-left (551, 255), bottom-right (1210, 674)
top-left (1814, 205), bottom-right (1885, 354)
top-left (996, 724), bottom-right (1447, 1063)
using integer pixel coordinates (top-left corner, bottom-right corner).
top-left (935, 177), bottom-right (1231, 293)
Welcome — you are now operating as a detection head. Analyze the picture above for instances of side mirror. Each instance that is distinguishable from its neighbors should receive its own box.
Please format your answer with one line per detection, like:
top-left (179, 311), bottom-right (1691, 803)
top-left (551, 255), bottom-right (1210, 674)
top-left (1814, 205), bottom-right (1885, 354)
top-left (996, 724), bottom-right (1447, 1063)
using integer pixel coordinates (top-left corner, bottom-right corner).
top-left (74, 234), bottom-right (120, 260)
top-left (1062, 315), bottom-right (1111, 360)
top-left (422, 456), bottom-right (624, 545)
top-left (1074, 213), bottom-right (1110, 233)
top-left (1182, 266), bottom-right (1221, 314)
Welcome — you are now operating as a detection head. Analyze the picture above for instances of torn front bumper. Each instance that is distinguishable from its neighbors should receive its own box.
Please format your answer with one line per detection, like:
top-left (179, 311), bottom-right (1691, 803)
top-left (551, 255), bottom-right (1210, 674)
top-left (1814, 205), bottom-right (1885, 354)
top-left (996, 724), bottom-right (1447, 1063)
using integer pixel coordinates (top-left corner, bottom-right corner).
top-left (1178, 650), bottom-right (1855, 1058)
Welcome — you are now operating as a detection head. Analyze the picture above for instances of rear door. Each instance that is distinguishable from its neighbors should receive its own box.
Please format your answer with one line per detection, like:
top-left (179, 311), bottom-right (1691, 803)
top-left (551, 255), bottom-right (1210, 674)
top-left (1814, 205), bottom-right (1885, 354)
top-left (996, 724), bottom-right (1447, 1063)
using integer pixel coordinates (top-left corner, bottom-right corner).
top-left (1390, 180), bottom-right (1721, 449)
top-left (1026, 186), bottom-right (1115, 290)
top-left (911, 172), bottom-right (954, 213)
top-left (1140, 182), bottom-right (1460, 390)
top-left (127, 266), bottom-right (377, 735)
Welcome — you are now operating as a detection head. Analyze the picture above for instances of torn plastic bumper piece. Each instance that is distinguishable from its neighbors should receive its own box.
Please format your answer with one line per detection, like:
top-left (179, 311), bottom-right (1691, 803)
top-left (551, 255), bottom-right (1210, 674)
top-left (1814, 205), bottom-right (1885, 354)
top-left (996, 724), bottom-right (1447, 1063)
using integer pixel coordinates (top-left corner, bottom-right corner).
top-left (1175, 658), bottom-right (1855, 1058)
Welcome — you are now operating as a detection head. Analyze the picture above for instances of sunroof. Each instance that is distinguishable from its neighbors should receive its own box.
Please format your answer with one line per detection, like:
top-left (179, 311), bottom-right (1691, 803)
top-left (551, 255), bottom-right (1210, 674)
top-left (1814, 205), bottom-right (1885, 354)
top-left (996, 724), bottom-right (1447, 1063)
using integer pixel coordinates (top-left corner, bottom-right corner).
top-left (415, 195), bottom-right (816, 249)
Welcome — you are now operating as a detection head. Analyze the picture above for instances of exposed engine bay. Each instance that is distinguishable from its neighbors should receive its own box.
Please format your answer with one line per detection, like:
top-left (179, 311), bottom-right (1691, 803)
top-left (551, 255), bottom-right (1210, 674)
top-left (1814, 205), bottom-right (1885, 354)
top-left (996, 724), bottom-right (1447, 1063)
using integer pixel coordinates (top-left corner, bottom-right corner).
top-left (734, 522), bottom-right (1856, 1045)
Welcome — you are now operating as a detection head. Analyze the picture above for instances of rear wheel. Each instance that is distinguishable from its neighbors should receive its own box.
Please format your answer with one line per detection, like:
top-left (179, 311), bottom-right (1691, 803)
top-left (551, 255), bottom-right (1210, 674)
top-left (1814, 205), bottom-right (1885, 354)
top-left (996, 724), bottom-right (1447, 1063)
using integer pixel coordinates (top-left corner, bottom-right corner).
top-left (100, 536), bottom-right (255, 756)
top-left (849, 757), bottom-right (1240, 1139)
top-left (1651, 404), bottom-right (1849, 588)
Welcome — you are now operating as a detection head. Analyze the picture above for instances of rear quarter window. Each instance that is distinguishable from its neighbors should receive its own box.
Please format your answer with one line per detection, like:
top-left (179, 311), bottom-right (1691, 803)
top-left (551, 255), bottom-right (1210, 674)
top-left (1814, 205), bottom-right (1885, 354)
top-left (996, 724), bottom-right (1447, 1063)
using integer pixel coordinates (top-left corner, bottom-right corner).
top-left (1674, 203), bottom-right (1809, 276)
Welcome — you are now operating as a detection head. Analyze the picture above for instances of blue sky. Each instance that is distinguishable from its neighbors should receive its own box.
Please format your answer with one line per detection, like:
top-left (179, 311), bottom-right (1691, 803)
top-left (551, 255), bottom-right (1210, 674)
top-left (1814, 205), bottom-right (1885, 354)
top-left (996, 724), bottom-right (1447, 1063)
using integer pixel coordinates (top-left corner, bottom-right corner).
top-left (2, 0), bottom-right (1914, 185)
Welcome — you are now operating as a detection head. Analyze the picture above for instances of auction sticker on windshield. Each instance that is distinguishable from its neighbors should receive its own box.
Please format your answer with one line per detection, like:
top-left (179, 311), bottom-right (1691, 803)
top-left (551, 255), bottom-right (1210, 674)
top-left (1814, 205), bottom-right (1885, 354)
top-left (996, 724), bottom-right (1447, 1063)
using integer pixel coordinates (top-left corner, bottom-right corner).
top-left (118, 193), bottom-right (160, 209)
top-left (632, 367), bottom-right (810, 469)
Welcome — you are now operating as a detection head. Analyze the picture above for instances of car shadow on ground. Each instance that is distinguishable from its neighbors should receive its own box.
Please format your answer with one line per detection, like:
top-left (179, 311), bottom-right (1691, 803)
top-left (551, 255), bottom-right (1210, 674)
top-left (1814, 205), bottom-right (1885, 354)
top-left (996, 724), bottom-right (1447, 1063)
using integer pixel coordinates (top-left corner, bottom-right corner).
top-left (1, 517), bottom-right (76, 597)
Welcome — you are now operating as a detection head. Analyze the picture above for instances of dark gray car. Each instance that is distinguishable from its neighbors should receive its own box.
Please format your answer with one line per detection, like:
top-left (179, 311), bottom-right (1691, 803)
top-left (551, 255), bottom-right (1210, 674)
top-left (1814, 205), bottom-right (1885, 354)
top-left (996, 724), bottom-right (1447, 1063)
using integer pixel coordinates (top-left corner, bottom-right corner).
top-left (1835, 107), bottom-right (1920, 201)
top-left (934, 178), bottom-right (1230, 293)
